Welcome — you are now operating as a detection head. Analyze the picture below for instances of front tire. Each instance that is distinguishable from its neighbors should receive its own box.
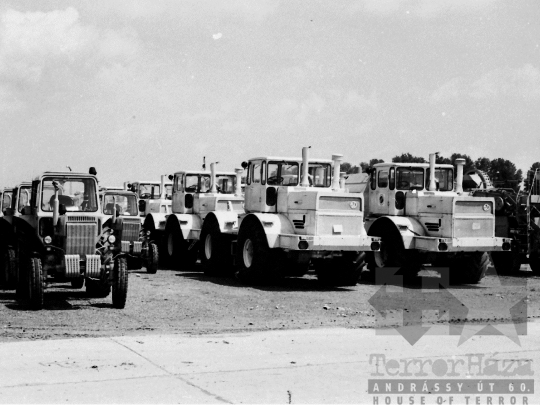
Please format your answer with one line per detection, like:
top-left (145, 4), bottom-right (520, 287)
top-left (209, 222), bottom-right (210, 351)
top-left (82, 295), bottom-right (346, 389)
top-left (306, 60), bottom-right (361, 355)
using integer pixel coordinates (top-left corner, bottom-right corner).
top-left (28, 257), bottom-right (44, 310)
top-left (1, 248), bottom-right (17, 290)
top-left (490, 251), bottom-right (521, 275)
top-left (145, 243), bottom-right (159, 274)
top-left (200, 217), bottom-right (233, 276)
top-left (235, 220), bottom-right (276, 284)
top-left (112, 257), bottom-right (128, 309)
top-left (71, 278), bottom-right (84, 289)
top-left (449, 252), bottom-right (489, 284)
top-left (166, 223), bottom-right (198, 269)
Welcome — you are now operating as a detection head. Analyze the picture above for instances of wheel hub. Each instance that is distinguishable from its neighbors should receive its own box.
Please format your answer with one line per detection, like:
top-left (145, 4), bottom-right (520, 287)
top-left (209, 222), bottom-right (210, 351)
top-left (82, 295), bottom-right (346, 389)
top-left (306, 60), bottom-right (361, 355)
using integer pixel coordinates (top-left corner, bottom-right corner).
top-left (243, 239), bottom-right (254, 268)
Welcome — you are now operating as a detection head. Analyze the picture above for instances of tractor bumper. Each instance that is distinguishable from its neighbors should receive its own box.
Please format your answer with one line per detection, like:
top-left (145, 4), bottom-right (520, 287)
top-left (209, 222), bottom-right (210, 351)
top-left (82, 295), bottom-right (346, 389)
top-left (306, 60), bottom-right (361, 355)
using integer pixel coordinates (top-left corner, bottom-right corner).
top-left (413, 236), bottom-right (512, 252)
top-left (277, 234), bottom-right (381, 252)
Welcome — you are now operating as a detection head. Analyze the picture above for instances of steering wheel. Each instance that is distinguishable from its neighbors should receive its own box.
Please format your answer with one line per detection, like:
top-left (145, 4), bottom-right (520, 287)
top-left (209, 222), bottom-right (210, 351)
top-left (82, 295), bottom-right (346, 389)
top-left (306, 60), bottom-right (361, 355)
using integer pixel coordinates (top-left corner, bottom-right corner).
top-left (140, 193), bottom-right (151, 199)
top-left (398, 181), bottom-right (410, 189)
top-left (267, 176), bottom-right (284, 185)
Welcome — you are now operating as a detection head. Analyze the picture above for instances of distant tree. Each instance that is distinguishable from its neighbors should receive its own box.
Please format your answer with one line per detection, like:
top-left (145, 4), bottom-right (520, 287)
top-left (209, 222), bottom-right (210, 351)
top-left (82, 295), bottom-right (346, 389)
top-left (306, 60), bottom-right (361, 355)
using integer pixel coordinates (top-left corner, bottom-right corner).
top-left (435, 155), bottom-right (452, 165)
top-left (474, 157), bottom-right (491, 173)
top-left (449, 153), bottom-right (474, 173)
top-left (370, 158), bottom-right (384, 166)
top-left (341, 162), bottom-right (352, 173)
top-left (489, 158), bottom-right (523, 189)
top-left (346, 166), bottom-right (360, 174)
top-left (529, 162), bottom-right (540, 173)
top-left (359, 159), bottom-right (384, 172)
top-left (359, 162), bottom-right (369, 172)
top-left (392, 153), bottom-right (426, 163)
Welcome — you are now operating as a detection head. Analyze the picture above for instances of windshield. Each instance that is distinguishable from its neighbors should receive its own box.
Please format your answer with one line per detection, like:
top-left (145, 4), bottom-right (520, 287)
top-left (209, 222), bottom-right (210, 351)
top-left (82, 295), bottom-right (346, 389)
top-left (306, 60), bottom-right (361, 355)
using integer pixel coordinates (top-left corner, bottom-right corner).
top-left (103, 194), bottom-right (138, 216)
top-left (214, 175), bottom-right (236, 194)
top-left (426, 168), bottom-right (454, 191)
top-left (303, 163), bottom-right (332, 187)
top-left (396, 168), bottom-right (425, 191)
top-left (18, 186), bottom-right (32, 213)
top-left (165, 184), bottom-right (173, 200)
top-left (185, 174), bottom-right (211, 193)
top-left (139, 183), bottom-right (160, 199)
top-left (267, 161), bottom-right (299, 186)
top-left (41, 177), bottom-right (98, 212)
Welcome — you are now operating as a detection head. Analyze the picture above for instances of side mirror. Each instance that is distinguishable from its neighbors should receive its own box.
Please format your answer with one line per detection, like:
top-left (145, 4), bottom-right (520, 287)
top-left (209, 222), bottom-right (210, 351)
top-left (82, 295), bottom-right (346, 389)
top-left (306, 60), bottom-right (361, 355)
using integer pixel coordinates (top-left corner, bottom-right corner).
top-left (185, 194), bottom-right (193, 209)
top-left (59, 204), bottom-right (67, 216)
top-left (138, 200), bottom-right (146, 212)
top-left (266, 187), bottom-right (277, 206)
top-left (241, 161), bottom-right (248, 169)
top-left (168, 175), bottom-right (174, 181)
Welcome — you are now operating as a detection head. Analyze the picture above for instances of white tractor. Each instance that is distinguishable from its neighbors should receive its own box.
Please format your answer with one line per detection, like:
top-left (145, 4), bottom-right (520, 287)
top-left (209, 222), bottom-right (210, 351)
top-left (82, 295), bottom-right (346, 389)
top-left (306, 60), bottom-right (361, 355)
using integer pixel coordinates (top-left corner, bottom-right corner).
top-left (162, 166), bottom-right (244, 271)
top-left (126, 177), bottom-right (172, 218)
top-left (225, 147), bottom-right (381, 286)
top-left (346, 154), bottom-right (513, 284)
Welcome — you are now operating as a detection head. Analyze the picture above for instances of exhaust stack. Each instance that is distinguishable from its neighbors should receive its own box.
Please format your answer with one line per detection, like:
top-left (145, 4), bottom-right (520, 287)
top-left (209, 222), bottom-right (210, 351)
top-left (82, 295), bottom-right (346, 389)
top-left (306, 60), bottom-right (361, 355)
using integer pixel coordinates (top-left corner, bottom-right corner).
top-left (235, 168), bottom-right (243, 196)
top-left (300, 147), bottom-right (311, 187)
top-left (210, 162), bottom-right (218, 193)
top-left (455, 158), bottom-right (465, 194)
top-left (52, 181), bottom-right (60, 226)
top-left (428, 153), bottom-right (437, 191)
top-left (331, 154), bottom-right (344, 191)
top-left (160, 175), bottom-right (167, 199)
top-left (112, 195), bottom-right (117, 224)
top-left (340, 172), bottom-right (347, 190)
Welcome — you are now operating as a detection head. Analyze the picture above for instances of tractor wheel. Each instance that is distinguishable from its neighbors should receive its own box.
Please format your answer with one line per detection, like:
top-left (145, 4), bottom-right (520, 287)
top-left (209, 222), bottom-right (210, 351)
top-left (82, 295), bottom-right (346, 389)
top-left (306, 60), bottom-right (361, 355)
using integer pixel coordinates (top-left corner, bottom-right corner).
top-left (28, 257), bottom-right (44, 310)
top-left (145, 243), bottom-right (159, 274)
top-left (200, 217), bottom-right (233, 276)
top-left (449, 252), bottom-right (489, 285)
top-left (530, 253), bottom-right (540, 274)
top-left (85, 278), bottom-right (110, 298)
top-left (235, 220), bottom-right (276, 284)
top-left (316, 252), bottom-right (365, 286)
top-left (166, 224), bottom-right (198, 270)
top-left (71, 278), bottom-right (84, 289)
top-left (112, 257), bottom-right (128, 309)
top-left (1, 248), bottom-right (17, 290)
top-left (490, 251), bottom-right (521, 275)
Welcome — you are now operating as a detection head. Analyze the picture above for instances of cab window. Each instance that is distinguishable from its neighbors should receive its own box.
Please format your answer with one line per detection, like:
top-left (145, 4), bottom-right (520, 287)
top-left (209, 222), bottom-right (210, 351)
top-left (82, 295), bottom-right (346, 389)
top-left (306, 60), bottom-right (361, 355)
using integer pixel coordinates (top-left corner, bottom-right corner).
top-left (396, 168), bottom-right (425, 191)
top-left (267, 162), bottom-right (299, 186)
top-left (426, 168), bottom-right (454, 191)
top-left (378, 170), bottom-right (389, 188)
top-left (251, 161), bottom-right (262, 184)
top-left (389, 168), bottom-right (396, 190)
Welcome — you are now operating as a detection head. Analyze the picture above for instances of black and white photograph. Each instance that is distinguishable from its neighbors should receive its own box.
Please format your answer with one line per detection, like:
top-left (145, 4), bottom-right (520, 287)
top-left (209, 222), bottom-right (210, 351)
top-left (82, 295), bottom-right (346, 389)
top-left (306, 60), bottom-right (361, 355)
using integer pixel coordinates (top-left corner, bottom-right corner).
top-left (0, 1), bottom-right (538, 403)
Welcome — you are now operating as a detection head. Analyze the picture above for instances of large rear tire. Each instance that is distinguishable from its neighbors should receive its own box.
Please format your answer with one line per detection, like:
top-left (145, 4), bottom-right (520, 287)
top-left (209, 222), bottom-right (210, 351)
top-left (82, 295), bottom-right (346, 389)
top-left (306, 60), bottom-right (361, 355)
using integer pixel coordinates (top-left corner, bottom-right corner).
top-left (112, 257), bottom-right (128, 309)
top-left (145, 243), bottom-right (159, 274)
top-left (235, 220), bottom-right (276, 284)
top-left (449, 252), bottom-right (489, 284)
top-left (28, 257), bottom-right (44, 310)
top-left (1, 248), bottom-right (17, 290)
top-left (316, 252), bottom-right (365, 286)
top-left (530, 253), bottom-right (540, 274)
top-left (201, 217), bottom-right (233, 276)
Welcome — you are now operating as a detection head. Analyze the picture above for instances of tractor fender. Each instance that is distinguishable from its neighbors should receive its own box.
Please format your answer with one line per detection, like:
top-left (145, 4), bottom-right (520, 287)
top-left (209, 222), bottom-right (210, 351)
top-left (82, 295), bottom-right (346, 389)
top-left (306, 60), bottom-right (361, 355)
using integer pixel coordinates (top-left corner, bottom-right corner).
top-left (367, 216), bottom-right (426, 249)
top-left (240, 213), bottom-right (295, 248)
top-left (13, 217), bottom-right (44, 255)
top-left (144, 212), bottom-right (168, 233)
top-left (204, 211), bottom-right (240, 233)
top-left (165, 213), bottom-right (202, 240)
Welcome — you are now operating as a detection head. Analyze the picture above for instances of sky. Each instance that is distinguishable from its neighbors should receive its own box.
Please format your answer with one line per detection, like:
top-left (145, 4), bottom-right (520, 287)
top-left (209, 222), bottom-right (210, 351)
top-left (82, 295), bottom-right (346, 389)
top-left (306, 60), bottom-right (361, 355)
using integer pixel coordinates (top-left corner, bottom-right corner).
top-left (0, 0), bottom-right (539, 187)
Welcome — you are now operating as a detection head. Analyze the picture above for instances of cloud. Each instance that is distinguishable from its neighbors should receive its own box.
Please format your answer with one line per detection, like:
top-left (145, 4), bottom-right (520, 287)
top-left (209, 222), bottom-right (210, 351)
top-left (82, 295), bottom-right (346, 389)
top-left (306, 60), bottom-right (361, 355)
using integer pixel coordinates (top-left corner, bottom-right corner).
top-left (0, 7), bottom-right (139, 85)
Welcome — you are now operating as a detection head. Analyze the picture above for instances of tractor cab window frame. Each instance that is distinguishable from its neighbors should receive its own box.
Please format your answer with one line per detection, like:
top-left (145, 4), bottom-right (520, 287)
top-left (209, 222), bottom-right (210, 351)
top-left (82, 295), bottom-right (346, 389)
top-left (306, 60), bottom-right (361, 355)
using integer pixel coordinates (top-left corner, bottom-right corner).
top-left (370, 170), bottom-right (377, 190)
top-left (267, 161), bottom-right (300, 187)
top-left (175, 175), bottom-right (182, 192)
top-left (248, 160), bottom-right (263, 185)
top-left (378, 170), bottom-right (389, 188)
top-left (389, 167), bottom-right (396, 190)
top-left (17, 186), bottom-right (32, 213)
top-left (40, 176), bottom-right (99, 212)
top-left (425, 168), bottom-right (454, 192)
top-left (301, 162), bottom-right (332, 187)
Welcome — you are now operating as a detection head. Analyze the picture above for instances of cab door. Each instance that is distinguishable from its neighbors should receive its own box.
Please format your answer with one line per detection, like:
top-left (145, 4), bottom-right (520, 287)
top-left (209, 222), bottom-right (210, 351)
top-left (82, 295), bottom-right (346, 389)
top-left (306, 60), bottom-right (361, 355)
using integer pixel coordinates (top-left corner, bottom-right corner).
top-left (244, 160), bottom-right (266, 213)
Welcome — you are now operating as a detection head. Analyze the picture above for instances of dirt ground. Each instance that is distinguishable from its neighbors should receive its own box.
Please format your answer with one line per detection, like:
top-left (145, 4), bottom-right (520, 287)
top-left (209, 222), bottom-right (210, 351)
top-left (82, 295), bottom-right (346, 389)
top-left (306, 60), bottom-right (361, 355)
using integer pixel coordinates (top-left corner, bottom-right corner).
top-left (0, 262), bottom-right (538, 342)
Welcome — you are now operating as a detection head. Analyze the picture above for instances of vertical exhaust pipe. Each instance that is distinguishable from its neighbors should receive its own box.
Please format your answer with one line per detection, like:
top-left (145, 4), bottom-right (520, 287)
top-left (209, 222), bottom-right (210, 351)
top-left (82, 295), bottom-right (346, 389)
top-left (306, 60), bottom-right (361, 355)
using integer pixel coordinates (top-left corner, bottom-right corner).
top-left (428, 153), bottom-right (437, 191)
top-left (235, 168), bottom-right (243, 196)
top-left (331, 154), bottom-right (343, 191)
top-left (112, 195), bottom-right (117, 224)
top-left (160, 175), bottom-right (167, 199)
top-left (210, 162), bottom-right (218, 193)
top-left (340, 172), bottom-right (347, 190)
top-left (300, 146), bottom-right (311, 187)
top-left (455, 158), bottom-right (465, 194)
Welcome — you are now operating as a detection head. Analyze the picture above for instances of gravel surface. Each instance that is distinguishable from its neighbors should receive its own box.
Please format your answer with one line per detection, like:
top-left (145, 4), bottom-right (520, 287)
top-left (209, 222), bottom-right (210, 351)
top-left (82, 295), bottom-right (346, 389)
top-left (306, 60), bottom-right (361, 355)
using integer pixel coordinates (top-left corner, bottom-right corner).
top-left (1, 263), bottom-right (539, 342)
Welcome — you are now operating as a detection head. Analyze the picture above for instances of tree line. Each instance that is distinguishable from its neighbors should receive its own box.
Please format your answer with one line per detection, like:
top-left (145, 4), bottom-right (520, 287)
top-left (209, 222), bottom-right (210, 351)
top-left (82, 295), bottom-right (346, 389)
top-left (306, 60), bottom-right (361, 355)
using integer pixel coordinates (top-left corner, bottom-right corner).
top-left (342, 153), bottom-right (540, 188)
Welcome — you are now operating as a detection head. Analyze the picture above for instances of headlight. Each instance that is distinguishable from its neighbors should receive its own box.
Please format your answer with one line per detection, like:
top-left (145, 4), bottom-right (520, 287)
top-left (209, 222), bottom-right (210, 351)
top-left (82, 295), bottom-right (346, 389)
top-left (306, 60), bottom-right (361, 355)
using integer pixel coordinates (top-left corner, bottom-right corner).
top-left (147, 230), bottom-right (151, 236)
top-left (44, 235), bottom-right (52, 244)
top-left (483, 204), bottom-right (490, 212)
top-left (108, 235), bottom-right (116, 243)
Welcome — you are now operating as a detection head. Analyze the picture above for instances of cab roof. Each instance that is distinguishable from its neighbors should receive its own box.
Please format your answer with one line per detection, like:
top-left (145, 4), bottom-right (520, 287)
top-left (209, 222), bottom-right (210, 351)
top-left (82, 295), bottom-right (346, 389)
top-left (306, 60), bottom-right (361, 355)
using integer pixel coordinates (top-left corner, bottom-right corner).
top-left (247, 157), bottom-right (333, 163)
top-left (130, 180), bottom-right (172, 185)
top-left (100, 190), bottom-right (137, 197)
top-left (373, 162), bottom-right (454, 169)
top-left (36, 171), bottom-right (98, 180)
top-left (173, 170), bottom-right (238, 176)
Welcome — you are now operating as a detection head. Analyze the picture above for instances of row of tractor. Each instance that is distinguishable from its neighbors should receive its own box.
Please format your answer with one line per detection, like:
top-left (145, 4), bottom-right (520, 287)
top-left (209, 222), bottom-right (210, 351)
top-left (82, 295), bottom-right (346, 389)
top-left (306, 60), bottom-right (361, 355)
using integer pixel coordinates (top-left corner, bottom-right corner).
top-left (1, 147), bottom-right (537, 310)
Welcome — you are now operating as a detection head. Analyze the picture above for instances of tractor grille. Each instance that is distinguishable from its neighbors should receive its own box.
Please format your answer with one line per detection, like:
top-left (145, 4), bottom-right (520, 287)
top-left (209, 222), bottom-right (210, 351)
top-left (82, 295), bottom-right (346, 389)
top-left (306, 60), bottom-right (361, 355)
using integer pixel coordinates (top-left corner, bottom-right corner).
top-left (67, 216), bottom-right (96, 223)
top-left (424, 220), bottom-right (441, 232)
top-left (292, 216), bottom-right (306, 229)
top-left (66, 223), bottom-right (97, 255)
top-left (122, 221), bottom-right (141, 242)
top-left (453, 218), bottom-right (494, 238)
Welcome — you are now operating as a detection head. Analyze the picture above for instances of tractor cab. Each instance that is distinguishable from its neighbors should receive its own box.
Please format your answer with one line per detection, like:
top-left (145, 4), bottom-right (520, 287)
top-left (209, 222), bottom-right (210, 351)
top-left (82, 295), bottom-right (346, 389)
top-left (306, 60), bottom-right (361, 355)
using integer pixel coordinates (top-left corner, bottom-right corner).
top-left (171, 167), bottom-right (243, 218)
top-left (2, 183), bottom-right (32, 221)
top-left (126, 178), bottom-right (172, 217)
top-left (242, 154), bottom-right (335, 215)
top-left (366, 162), bottom-right (454, 217)
top-left (1, 188), bottom-right (14, 216)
